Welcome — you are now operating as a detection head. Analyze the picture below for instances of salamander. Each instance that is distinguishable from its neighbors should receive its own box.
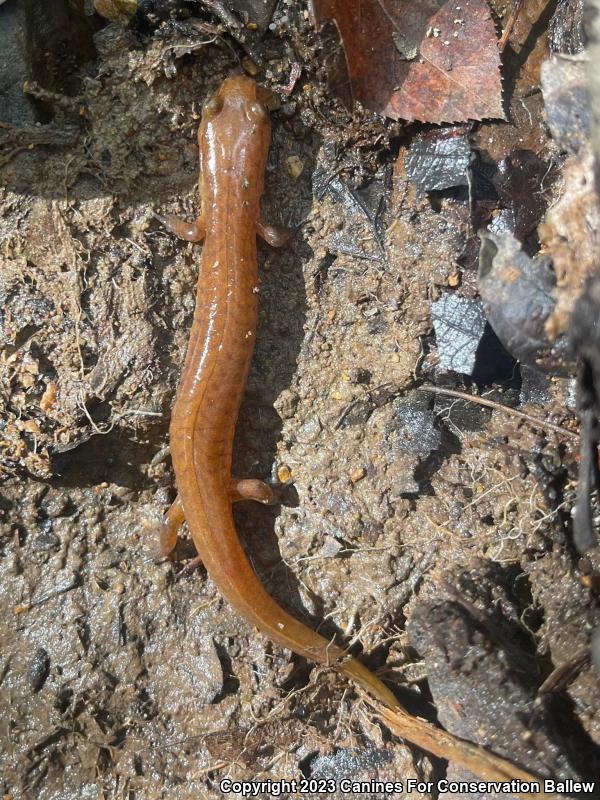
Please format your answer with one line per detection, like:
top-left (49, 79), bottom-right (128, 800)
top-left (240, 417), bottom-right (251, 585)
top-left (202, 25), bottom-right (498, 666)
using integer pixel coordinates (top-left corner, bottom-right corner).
top-left (157, 74), bottom-right (552, 795)
top-left (159, 73), bottom-right (399, 703)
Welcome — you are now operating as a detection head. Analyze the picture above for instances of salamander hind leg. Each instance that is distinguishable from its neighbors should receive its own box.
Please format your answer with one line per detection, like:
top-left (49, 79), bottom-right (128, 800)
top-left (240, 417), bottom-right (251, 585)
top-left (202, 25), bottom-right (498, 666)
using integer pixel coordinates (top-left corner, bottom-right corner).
top-left (160, 495), bottom-right (186, 557)
top-left (153, 211), bottom-right (206, 242)
top-left (256, 220), bottom-right (292, 248)
top-left (230, 477), bottom-right (277, 505)
top-left (161, 496), bottom-right (205, 575)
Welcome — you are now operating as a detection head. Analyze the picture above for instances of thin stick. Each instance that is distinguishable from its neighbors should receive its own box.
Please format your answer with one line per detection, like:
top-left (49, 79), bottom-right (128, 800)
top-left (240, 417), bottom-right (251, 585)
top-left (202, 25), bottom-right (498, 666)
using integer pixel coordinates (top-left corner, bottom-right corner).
top-left (417, 385), bottom-right (579, 442)
top-left (195, 0), bottom-right (262, 62)
top-left (499, 0), bottom-right (525, 51)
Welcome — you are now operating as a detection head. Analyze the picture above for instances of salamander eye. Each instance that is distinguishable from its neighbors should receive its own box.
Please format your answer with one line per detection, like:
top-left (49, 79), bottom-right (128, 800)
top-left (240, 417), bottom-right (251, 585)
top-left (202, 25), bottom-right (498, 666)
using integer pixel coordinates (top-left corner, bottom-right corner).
top-left (203, 95), bottom-right (224, 118)
top-left (247, 101), bottom-right (268, 121)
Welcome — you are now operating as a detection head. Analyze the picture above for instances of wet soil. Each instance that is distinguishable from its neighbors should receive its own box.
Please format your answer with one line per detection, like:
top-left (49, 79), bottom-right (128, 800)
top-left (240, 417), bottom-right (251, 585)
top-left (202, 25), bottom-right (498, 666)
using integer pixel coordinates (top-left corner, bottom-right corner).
top-left (1, 2), bottom-right (600, 799)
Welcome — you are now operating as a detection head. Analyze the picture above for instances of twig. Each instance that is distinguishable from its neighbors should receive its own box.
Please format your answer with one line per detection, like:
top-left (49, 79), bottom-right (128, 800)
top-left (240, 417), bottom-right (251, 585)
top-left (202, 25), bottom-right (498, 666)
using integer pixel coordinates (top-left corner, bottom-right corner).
top-left (0, 120), bottom-right (78, 167)
top-left (537, 650), bottom-right (590, 695)
top-left (14, 575), bottom-right (80, 614)
top-left (417, 385), bottom-right (579, 441)
top-left (498, 0), bottom-right (525, 51)
top-left (192, 0), bottom-right (262, 63)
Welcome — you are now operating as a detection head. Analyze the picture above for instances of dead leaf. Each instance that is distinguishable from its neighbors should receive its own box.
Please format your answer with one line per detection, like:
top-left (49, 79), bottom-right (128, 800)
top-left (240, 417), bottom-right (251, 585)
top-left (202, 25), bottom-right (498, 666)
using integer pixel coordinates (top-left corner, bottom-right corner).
top-left (540, 144), bottom-right (600, 339)
top-left (310, 0), bottom-right (504, 123)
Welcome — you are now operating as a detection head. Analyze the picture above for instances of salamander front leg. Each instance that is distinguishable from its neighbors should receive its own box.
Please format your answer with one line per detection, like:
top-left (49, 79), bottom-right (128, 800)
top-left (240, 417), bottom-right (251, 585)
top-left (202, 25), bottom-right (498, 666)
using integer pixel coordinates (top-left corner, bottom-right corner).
top-left (230, 477), bottom-right (277, 505)
top-left (153, 211), bottom-right (206, 242)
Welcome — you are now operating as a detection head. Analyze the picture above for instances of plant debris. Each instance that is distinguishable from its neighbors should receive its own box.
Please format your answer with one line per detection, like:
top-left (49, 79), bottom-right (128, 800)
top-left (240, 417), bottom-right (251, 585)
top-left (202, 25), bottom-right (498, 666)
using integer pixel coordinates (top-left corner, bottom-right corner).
top-left (309, 0), bottom-right (504, 122)
top-left (541, 54), bottom-right (591, 154)
top-left (478, 230), bottom-right (570, 374)
top-left (431, 294), bottom-right (487, 376)
top-left (404, 127), bottom-right (471, 193)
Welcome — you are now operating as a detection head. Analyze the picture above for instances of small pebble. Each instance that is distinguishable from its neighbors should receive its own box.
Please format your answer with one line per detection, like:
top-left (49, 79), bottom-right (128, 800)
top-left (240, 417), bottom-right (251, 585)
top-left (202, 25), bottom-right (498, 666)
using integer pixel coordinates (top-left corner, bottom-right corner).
top-left (28, 647), bottom-right (50, 693)
top-left (349, 466), bottom-right (366, 483)
top-left (242, 56), bottom-right (261, 76)
top-left (285, 155), bottom-right (304, 180)
top-left (277, 464), bottom-right (292, 483)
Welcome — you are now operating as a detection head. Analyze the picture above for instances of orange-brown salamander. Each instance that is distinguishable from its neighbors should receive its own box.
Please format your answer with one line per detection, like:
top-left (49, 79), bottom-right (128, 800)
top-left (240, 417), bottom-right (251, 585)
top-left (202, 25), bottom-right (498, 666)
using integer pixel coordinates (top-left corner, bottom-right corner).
top-left (157, 74), bottom-right (552, 795)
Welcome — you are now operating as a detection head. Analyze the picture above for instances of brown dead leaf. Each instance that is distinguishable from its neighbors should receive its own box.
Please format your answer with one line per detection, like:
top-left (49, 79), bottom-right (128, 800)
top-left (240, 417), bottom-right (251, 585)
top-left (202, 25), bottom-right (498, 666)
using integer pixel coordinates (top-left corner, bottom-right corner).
top-left (310, 0), bottom-right (504, 123)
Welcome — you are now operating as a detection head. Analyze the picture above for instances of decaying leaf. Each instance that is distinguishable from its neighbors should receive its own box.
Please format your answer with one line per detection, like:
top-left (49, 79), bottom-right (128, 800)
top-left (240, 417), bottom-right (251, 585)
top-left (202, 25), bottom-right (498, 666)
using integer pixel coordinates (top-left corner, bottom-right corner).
top-left (404, 127), bottom-right (471, 192)
top-left (540, 144), bottom-right (600, 340)
top-left (541, 54), bottom-right (590, 154)
top-left (309, 0), bottom-right (504, 123)
top-left (478, 230), bottom-right (570, 374)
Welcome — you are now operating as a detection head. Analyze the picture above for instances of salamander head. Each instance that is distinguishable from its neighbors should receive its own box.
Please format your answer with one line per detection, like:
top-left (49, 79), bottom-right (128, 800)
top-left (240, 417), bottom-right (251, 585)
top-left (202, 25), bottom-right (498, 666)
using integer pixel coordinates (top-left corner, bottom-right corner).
top-left (197, 74), bottom-right (272, 210)
top-left (199, 74), bottom-right (269, 137)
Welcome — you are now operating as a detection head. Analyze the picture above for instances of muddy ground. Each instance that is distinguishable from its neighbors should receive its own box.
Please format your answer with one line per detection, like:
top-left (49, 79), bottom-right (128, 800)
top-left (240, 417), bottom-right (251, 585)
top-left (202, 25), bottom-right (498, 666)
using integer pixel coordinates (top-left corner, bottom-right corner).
top-left (1, 1), bottom-right (600, 799)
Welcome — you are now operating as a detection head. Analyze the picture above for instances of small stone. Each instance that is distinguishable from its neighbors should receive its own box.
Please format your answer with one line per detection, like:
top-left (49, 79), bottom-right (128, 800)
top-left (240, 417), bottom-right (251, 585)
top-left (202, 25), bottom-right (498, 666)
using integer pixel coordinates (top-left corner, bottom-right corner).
top-left (241, 56), bottom-right (261, 76)
top-left (285, 155), bottom-right (304, 180)
top-left (296, 415), bottom-right (322, 443)
top-left (18, 419), bottom-right (41, 434)
top-left (277, 464), bottom-right (292, 483)
top-left (28, 647), bottom-right (50, 693)
top-left (33, 528), bottom-right (60, 552)
top-left (319, 537), bottom-right (343, 558)
top-left (274, 389), bottom-right (299, 419)
top-left (349, 466), bottom-right (366, 483)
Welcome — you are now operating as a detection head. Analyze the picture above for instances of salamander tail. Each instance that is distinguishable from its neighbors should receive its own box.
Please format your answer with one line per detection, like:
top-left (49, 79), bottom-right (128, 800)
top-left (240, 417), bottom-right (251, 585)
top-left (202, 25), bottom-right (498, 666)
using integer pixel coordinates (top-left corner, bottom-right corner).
top-left (340, 658), bottom-right (556, 799)
top-left (340, 657), bottom-right (400, 710)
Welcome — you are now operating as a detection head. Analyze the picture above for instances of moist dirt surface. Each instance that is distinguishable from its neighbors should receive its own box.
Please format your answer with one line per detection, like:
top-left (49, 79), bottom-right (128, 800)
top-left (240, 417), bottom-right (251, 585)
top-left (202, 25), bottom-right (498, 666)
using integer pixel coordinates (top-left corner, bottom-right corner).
top-left (1, 2), bottom-right (600, 799)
